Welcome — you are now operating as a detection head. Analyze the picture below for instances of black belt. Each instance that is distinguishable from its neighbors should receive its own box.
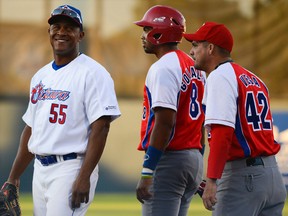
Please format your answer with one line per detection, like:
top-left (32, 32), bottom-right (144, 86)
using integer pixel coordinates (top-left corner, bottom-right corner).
top-left (225, 156), bottom-right (274, 170)
top-left (36, 153), bottom-right (78, 166)
top-left (246, 157), bottom-right (264, 166)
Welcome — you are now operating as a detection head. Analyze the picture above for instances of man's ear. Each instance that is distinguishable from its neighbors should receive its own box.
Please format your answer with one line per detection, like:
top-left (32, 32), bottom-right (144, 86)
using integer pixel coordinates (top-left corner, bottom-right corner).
top-left (208, 43), bottom-right (215, 55)
top-left (79, 31), bottom-right (85, 41)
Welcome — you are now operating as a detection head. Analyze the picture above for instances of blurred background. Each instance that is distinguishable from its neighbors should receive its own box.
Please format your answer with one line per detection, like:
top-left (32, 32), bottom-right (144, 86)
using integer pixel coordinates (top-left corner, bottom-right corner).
top-left (0, 0), bottom-right (287, 194)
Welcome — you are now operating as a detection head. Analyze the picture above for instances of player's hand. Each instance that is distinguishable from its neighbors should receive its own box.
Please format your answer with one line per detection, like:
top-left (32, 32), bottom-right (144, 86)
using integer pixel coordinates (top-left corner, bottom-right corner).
top-left (71, 177), bottom-right (90, 209)
top-left (202, 178), bottom-right (217, 211)
top-left (136, 177), bottom-right (153, 203)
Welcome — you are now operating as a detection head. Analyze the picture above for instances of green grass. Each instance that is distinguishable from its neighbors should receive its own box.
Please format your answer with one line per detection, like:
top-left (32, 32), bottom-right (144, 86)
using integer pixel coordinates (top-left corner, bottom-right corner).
top-left (20, 193), bottom-right (288, 216)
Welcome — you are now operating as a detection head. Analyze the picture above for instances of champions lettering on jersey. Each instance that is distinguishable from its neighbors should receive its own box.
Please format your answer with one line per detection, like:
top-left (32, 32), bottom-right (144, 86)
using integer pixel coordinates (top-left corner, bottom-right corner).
top-left (230, 63), bottom-right (280, 160)
top-left (138, 50), bottom-right (206, 151)
top-left (31, 81), bottom-right (70, 104)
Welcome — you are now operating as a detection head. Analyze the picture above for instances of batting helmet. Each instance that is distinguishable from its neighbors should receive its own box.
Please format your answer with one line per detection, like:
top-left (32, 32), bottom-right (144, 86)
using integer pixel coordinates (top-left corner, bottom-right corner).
top-left (134, 5), bottom-right (186, 45)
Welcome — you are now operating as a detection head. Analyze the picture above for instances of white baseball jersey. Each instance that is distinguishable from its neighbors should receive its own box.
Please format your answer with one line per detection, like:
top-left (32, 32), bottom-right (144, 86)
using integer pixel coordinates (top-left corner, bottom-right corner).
top-left (23, 54), bottom-right (121, 155)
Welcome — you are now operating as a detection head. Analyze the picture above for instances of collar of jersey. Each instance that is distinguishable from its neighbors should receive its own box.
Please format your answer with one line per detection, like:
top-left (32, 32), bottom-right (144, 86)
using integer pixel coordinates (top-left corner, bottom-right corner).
top-left (215, 59), bottom-right (233, 70)
top-left (52, 61), bottom-right (68, 71)
top-left (52, 53), bottom-right (82, 71)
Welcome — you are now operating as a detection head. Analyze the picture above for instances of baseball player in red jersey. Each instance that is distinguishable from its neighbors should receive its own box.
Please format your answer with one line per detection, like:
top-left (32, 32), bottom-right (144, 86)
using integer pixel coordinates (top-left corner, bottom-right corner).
top-left (184, 22), bottom-right (287, 215)
top-left (3, 5), bottom-right (120, 215)
top-left (134, 5), bottom-right (206, 216)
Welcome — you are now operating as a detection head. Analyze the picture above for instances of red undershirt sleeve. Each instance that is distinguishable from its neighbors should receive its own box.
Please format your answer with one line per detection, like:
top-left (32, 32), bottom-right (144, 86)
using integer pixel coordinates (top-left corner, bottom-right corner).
top-left (207, 124), bottom-right (234, 179)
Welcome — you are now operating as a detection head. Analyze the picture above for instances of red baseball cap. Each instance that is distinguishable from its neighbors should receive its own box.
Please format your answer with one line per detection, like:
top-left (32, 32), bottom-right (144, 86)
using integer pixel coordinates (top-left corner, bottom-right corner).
top-left (184, 22), bottom-right (233, 52)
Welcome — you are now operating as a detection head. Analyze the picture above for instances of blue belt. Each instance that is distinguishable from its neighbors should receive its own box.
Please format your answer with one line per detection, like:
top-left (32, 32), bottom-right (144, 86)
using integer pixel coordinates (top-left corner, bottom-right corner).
top-left (36, 153), bottom-right (78, 166)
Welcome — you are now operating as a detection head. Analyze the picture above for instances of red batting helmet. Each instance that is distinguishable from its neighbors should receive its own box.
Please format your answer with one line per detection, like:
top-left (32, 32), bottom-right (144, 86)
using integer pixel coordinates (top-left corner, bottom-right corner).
top-left (134, 5), bottom-right (186, 45)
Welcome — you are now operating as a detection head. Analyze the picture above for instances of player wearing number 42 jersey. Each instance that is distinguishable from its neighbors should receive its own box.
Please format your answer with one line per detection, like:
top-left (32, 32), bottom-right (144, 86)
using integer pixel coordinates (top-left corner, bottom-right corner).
top-left (134, 5), bottom-right (206, 216)
top-left (184, 22), bottom-right (286, 216)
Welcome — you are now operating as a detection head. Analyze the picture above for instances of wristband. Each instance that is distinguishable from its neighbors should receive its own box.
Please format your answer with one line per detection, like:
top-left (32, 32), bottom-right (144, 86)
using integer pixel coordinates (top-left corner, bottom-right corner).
top-left (143, 146), bottom-right (163, 171)
top-left (141, 168), bottom-right (153, 178)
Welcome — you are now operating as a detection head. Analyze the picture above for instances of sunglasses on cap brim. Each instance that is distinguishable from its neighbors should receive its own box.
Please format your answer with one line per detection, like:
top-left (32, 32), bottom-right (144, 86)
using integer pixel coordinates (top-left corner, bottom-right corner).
top-left (51, 8), bottom-right (82, 25)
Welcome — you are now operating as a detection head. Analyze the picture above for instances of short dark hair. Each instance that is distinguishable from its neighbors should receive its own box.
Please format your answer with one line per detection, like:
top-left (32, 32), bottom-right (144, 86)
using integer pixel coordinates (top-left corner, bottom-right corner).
top-left (215, 45), bottom-right (231, 57)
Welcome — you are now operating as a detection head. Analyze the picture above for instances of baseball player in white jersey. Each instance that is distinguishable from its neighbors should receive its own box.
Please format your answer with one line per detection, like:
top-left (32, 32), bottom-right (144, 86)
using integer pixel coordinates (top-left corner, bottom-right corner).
top-left (3, 5), bottom-right (120, 216)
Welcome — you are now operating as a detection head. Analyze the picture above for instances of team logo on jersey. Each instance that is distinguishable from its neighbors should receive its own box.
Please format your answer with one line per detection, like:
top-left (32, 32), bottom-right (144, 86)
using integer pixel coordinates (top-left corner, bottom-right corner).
top-left (31, 81), bottom-right (70, 104)
top-left (105, 105), bottom-right (117, 110)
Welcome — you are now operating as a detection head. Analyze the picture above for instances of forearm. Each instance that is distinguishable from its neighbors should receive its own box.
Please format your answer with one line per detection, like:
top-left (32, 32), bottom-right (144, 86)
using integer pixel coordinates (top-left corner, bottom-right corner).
top-left (8, 125), bottom-right (34, 186)
top-left (142, 108), bottom-right (175, 174)
top-left (138, 108), bottom-right (176, 201)
top-left (77, 116), bottom-right (111, 180)
top-left (207, 124), bottom-right (234, 179)
top-left (149, 121), bottom-right (174, 151)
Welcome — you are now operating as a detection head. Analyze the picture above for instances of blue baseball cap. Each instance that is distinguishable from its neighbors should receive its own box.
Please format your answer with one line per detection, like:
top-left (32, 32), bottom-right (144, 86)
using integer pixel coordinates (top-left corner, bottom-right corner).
top-left (48, 5), bottom-right (83, 30)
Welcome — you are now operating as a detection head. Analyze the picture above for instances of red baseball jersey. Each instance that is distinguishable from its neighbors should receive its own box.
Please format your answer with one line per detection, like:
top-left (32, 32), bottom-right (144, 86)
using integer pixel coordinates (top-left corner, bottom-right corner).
top-left (204, 62), bottom-right (280, 160)
top-left (138, 50), bottom-right (206, 151)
